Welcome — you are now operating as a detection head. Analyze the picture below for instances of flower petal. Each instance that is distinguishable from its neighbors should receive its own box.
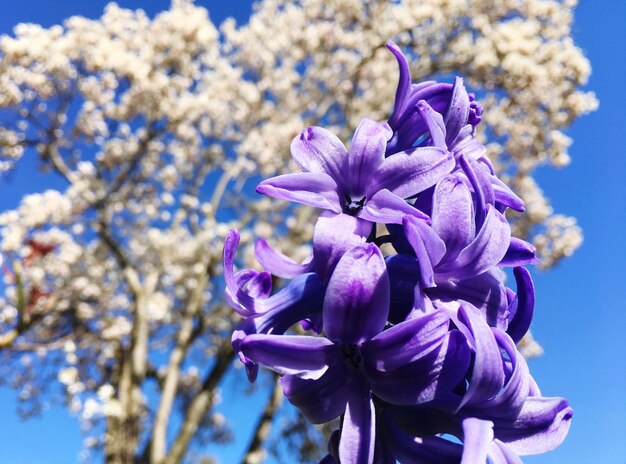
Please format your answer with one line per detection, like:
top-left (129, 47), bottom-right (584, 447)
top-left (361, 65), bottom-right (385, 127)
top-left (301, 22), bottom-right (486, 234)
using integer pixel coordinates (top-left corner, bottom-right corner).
top-left (240, 334), bottom-right (337, 378)
top-left (257, 172), bottom-right (341, 212)
top-left (323, 244), bottom-right (390, 344)
top-left (506, 267), bottom-right (535, 343)
top-left (468, 329), bottom-right (530, 418)
top-left (347, 119), bottom-right (392, 196)
top-left (360, 189), bottom-right (430, 225)
top-left (429, 269), bottom-right (508, 329)
top-left (403, 215), bottom-right (446, 288)
top-left (312, 212), bottom-right (371, 284)
top-left (255, 238), bottom-right (314, 279)
top-left (224, 230), bottom-right (271, 315)
top-left (444, 77), bottom-right (471, 145)
top-left (491, 176), bottom-right (525, 212)
top-left (280, 364), bottom-right (349, 424)
top-left (494, 397), bottom-right (573, 455)
top-left (500, 238), bottom-right (538, 267)
top-left (361, 309), bottom-right (450, 372)
top-left (381, 410), bottom-right (463, 464)
top-left (225, 269), bottom-right (272, 317)
top-left (231, 273), bottom-right (325, 380)
top-left (460, 417), bottom-right (494, 464)
top-left (369, 329), bottom-right (470, 405)
top-left (416, 100), bottom-right (447, 150)
top-left (373, 147), bottom-right (455, 199)
top-left (438, 205), bottom-right (511, 280)
top-left (488, 440), bottom-right (523, 464)
top-left (339, 376), bottom-right (376, 464)
top-left (291, 126), bottom-right (348, 185)
top-left (456, 304), bottom-right (505, 409)
top-left (432, 174), bottom-right (475, 260)
top-left (386, 41), bottom-right (412, 128)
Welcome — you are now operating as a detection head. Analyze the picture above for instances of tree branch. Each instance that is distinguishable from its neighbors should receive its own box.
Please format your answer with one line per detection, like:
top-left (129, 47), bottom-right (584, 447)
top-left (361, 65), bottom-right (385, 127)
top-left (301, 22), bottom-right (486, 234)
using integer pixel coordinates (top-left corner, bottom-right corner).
top-left (241, 378), bottom-right (283, 464)
top-left (149, 270), bottom-right (213, 462)
top-left (161, 339), bottom-right (235, 464)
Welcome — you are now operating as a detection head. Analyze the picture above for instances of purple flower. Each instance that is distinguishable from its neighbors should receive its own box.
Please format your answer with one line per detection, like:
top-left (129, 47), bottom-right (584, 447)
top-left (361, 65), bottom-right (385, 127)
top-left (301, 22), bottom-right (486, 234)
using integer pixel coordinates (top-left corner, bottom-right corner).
top-left (224, 40), bottom-right (572, 464)
top-left (386, 42), bottom-right (524, 212)
top-left (320, 304), bottom-right (572, 464)
top-left (254, 211), bottom-right (372, 284)
top-left (239, 243), bottom-right (470, 464)
top-left (386, 42), bottom-right (482, 157)
top-left (257, 118), bottom-right (454, 224)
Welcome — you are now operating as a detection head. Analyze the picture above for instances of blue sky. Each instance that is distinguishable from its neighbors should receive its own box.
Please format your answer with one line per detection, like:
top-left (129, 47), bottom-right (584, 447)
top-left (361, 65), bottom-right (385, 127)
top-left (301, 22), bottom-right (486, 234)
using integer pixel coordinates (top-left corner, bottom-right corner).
top-left (1, 1), bottom-right (625, 463)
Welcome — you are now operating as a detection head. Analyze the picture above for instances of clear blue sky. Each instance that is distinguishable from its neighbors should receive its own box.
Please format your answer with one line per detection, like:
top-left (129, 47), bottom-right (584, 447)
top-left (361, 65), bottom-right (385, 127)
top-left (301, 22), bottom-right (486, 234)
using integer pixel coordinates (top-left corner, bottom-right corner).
top-left (0, 1), bottom-right (624, 463)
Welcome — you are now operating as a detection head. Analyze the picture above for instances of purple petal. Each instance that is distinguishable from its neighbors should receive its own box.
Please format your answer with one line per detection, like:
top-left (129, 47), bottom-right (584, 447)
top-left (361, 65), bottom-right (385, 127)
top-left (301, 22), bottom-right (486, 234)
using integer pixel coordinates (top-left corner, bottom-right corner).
top-left (225, 269), bottom-right (272, 317)
top-left (369, 329), bottom-right (470, 405)
top-left (381, 410), bottom-right (463, 463)
top-left (372, 147), bottom-right (455, 199)
top-left (468, 329), bottom-right (530, 418)
top-left (491, 176), bottom-right (525, 212)
top-left (450, 126), bottom-right (485, 159)
top-left (396, 83), bottom-right (454, 132)
top-left (240, 334), bottom-right (337, 378)
top-left (312, 212), bottom-right (371, 284)
top-left (280, 364), bottom-right (349, 424)
top-left (347, 119), bottom-right (392, 196)
top-left (460, 155), bottom-right (495, 226)
top-left (416, 100), bottom-right (447, 150)
top-left (456, 304), bottom-right (505, 409)
top-left (245, 271), bottom-right (273, 298)
top-left (488, 440), bottom-right (523, 464)
top-left (403, 215), bottom-right (446, 288)
top-left (360, 189), bottom-right (430, 225)
top-left (500, 238), bottom-right (539, 267)
top-left (429, 269), bottom-right (508, 329)
top-left (460, 417), bottom-right (494, 464)
top-left (231, 269), bottom-right (324, 316)
top-left (444, 77), bottom-right (471, 145)
top-left (255, 238), bottom-right (314, 279)
top-left (432, 174), bottom-right (475, 260)
top-left (506, 267), bottom-right (535, 343)
top-left (323, 244), bottom-right (390, 344)
top-left (494, 397), bottom-right (573, 455)
top-left (339, 376), bottom-right (376, 464)
top-left (361, 310), bottom-right (450, 372)
top-left (291, 126), bottom-right (348, 185)
top-left (231, 273), bottom-right (325, 378)
top-left (224, 230), bottom-right (269, 315)
top-left (257, 172), bottom-right (341, 212)
top-left (438, 205), bottom-right (511, 280)
top-left (386, 41), bottom-right (412, 128)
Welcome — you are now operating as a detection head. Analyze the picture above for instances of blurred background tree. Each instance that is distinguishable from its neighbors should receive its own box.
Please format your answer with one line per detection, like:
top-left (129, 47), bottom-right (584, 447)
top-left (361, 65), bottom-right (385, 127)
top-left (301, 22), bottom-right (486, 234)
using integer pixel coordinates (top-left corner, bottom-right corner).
top-left (0, 0), bottom-right (596, 463)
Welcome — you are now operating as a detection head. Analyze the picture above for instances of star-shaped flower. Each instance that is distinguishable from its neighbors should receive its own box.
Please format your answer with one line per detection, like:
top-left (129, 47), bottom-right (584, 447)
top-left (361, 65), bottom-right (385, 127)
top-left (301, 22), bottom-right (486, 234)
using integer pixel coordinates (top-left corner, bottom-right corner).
top-left (257, 118), bottom-right (454, 224)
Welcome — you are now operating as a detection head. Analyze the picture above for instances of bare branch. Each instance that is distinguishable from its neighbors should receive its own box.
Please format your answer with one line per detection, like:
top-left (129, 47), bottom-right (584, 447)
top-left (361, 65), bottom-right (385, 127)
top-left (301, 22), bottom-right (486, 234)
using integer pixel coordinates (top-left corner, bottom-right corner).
top-left (162, 340), bottom-right (235, 464)
top-left (241, 378), bottom-right (283, 464)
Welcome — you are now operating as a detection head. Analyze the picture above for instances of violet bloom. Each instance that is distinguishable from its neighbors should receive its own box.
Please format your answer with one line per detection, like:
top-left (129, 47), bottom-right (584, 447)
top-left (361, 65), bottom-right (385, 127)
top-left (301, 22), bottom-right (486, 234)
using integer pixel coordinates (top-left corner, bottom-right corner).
top-left (257, 118), bottom-right (454, 225)
top-left (239, 243), bottom-right (469, 464)
top-left (385, 154), bottom-right (536, 326)
top-left (386, 42), bottom-right (524, 212)
top-left (255, 211), bottom-right (372, 285)
top-left (223, 230), bottom-right (325, 381)
top-left (386, 42), bottom-right (482, 157)
top-left (224, 41), bottom-right (573, 464)
top-left (318, 303), bottom-right (571, 464)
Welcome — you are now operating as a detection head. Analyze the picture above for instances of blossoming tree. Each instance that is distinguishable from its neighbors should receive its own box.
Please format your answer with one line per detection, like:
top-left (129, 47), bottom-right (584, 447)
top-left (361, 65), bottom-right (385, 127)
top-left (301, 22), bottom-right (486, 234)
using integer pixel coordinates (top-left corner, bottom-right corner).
top-left (0, 1), bottom-right (595, 463)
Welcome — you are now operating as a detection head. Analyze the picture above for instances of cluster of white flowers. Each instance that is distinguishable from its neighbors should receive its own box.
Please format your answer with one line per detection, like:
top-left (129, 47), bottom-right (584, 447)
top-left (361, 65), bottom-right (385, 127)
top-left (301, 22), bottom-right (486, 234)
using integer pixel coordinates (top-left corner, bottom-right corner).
top-left (0, 1), bottom-right (595, 462)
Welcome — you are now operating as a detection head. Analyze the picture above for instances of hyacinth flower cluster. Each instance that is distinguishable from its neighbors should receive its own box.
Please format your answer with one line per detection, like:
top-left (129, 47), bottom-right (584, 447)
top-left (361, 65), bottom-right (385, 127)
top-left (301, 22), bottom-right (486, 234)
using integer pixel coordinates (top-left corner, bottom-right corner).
top-left (223, 43), bottom-right (572, 463)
